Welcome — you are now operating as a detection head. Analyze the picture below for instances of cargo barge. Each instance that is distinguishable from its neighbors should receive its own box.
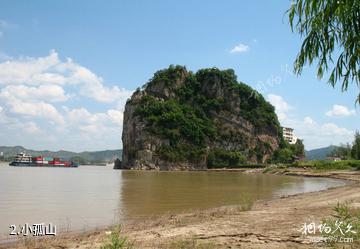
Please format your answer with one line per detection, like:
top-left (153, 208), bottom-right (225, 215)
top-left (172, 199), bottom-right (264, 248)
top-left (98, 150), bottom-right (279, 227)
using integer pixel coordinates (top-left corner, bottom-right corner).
top-left (9, 152), bottom-right (79, 167)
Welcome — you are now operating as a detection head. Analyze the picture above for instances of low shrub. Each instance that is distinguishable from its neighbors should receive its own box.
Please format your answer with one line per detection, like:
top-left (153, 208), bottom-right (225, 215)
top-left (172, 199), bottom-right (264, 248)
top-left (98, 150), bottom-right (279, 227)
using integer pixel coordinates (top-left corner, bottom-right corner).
top-left (100, 226), bottom-right (132, 249)
top-left (291, 160), bottom-right (360, 170)
top-left (207, 149), bottom-right (246, 168)
top-left (322, 202), bottom-right (360, 246)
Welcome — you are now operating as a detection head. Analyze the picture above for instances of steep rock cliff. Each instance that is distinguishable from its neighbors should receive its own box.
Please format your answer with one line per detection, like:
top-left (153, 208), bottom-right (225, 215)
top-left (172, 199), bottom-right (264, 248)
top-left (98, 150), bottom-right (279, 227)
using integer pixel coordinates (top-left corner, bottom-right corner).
top-left (122, 66), bottom-right (283, 170)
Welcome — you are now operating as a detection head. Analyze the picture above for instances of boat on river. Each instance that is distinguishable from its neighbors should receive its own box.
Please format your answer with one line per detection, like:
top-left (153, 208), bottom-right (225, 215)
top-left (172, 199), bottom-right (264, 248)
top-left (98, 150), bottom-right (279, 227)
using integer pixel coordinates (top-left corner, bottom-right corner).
top-left (9, 152), bottom-right (79, 167)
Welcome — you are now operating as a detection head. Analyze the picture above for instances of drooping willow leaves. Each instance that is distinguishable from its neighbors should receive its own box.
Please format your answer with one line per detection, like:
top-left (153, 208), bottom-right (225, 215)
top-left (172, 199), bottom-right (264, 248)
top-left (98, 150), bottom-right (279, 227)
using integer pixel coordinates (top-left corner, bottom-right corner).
top-left (288, 0), bottom-right (360, 103)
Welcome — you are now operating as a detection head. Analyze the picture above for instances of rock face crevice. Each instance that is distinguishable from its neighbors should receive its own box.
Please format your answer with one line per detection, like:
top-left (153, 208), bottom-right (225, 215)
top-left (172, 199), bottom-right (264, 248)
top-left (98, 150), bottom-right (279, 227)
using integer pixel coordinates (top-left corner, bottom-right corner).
top-left (122, 66), bottom-right (282, 170)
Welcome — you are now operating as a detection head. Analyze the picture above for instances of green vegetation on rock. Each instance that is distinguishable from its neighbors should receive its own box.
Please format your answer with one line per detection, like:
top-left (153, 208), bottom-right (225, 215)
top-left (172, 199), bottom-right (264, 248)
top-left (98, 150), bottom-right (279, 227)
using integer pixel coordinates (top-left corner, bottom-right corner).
top-left (207, 149), bottom-right (247, 168)
top-left (135, 95), bottom-right (216, 147)
top-left (129, 65), bottom-right (283, 168)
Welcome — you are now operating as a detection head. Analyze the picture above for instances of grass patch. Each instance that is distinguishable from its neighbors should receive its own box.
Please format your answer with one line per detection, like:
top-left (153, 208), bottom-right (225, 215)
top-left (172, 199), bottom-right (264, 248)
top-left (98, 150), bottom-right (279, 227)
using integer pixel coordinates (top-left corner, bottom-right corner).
top-left (322, 202), bottom-right (360, 246)
top-left (166, 237), bottom-right (217, 249)
top-left (262, 167), bottom-right (271, 173)
top-left (100, 226), bottom-right (133, 249)
top-left (262, 164), bottom-right (288, 173)
top-left (239, 195), bottom-right (254, 211)
top-left (228, 164), bottom-right (266, 169)
top-left (291, 160), bottom-right (360, 170)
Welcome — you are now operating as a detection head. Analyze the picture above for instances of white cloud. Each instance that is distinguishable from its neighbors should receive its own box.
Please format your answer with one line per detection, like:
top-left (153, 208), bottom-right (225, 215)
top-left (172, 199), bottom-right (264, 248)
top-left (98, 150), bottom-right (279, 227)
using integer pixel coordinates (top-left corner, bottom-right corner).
top-left (0, 50), bottom-right (66, 85)
top-left (321, 123), bottom-right (353, 136)
top-left (0, 50), bottom-right (133, 103)
top-left (282, 114), bottom-right (353, 150)
top-left (0, 51), bottom-right (11, 61)
top-left (0, 84), bottom-right (67, 125)
top-left (290, 118), bottom-right (353, 150)
top-left (303, 116), bottom-right (315, 125)
top-left (267, 94), bottom-right (292, 121)
top-left (8, 99), bottom-right (65, 125)
top-left (267, 94), bottom-right (354, 150)
top-left (230, 43), bottom-right (250, 53)
top-left (267, 94), bottom-right (291, 113)
top-left (326, 104), bottom-right (356, 117)
top-left (66, 107), bottom-right (107, 125)
top-left (63, 107), bottom-right (124, 141)
top-left (24, 122), bottom-right (41, 134)
top-left (64, 107), bottom-right (124, 128)
top-left (107, 109), bottom-right (124, 126)
top-left (0, 84), bottom-right (69, 102)
top-left (0, 50), bottom-right (133, 151)
top-left (0, 104), bottom-right (126, 151)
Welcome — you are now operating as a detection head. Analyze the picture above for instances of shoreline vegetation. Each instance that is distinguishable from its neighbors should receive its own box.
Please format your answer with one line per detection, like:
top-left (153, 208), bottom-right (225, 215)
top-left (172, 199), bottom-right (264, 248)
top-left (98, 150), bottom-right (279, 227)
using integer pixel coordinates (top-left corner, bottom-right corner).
top-left (3, 165), bottom-right (360, 249)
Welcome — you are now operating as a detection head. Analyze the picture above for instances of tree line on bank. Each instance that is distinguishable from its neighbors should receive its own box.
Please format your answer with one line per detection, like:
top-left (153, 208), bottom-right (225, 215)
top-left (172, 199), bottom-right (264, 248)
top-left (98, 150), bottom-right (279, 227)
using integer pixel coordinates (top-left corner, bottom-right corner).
top-left (328, 132), bottom-right (360, 160)
top-left (271, 139), bottom-right (305, 164)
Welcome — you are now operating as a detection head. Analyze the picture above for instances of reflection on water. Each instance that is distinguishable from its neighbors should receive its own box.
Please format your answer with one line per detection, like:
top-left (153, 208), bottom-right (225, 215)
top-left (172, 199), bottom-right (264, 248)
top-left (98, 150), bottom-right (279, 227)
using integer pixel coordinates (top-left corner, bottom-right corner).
top-left (0, 163), bottom-right (345, 240)
top-left (0, 164), bottom-right (122, 240)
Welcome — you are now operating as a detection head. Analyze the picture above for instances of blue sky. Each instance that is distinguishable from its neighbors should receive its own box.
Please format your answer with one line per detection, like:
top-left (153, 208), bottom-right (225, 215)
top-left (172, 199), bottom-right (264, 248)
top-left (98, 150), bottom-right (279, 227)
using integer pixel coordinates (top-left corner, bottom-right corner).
top-left (0, 0), bottom-right (358, 152)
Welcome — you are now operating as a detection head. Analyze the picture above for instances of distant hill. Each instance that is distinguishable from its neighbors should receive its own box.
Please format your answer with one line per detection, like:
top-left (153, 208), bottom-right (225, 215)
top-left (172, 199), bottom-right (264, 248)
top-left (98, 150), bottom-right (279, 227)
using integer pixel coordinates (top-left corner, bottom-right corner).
top-left (1, 145), bottom-right (337, 162)
top-left (0, 146), bottom-right (122, 163)
top-left (305, 145), bottom-right (337, 160)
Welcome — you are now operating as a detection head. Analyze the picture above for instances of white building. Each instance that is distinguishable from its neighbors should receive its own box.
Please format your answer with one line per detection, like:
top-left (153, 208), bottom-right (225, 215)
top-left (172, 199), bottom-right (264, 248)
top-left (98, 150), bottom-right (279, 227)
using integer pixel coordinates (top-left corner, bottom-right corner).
top-left (282, 127), bottom-right (298, 144)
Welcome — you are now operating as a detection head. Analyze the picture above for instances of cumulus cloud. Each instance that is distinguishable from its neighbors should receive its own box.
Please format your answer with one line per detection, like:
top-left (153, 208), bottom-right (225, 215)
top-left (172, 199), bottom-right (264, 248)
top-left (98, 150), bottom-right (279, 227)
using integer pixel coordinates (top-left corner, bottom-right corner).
top-left (0, 50), bottom-right (133, 151)
top-left (321, 123), bottom-right (353, 136)
top-left (326, 104), bottom-right (356, 117)
top-left (66, 107), bottom-right (107, 125)
top-left (267, 93), bottom-right (354, 150)
top-left (24, 122), bottom-right (41, 134)
top-left (0, 50), bottom-right (132, 103)
top-left (0, 104), bottom-right (126, 151)
top-left (267, 94), bottom-right (291, 113)
top-left (303, 116), bottom-right (315, 125)
top-left (267, 94), bottom-right (292, 121)
top-left (8, 100), bottom-right (65, 125)
top-left (64, 107), bottom-right (124, 129)
top-left (230, 43), bottom-right (250, 53)
top-left (287, 118), bottom-right (353, 150)
top-left (0, 84), bottom-right (69, 102)
top-left (0, 51), bottom-right (12, 61)
top-left (107, 109), bottom-right (124, 126)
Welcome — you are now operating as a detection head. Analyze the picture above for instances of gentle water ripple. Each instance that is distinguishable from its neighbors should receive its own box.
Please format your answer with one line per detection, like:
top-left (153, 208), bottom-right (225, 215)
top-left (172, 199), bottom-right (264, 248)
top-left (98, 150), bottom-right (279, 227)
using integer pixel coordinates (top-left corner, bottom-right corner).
top-left (0, 163), bottom-right (346, 240)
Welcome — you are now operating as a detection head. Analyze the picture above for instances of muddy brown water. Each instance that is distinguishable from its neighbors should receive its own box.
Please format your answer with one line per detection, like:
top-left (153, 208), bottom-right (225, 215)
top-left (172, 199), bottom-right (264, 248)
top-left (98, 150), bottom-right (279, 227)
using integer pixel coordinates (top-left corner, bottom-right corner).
top-left (0, 163), bottom-right (345, 240)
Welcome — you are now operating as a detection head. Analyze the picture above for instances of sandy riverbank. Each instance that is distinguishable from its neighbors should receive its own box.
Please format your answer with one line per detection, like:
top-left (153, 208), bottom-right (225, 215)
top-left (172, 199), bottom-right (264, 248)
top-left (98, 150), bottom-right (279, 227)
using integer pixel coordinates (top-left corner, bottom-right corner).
top-left (3, 168), bottom-right (360, 249)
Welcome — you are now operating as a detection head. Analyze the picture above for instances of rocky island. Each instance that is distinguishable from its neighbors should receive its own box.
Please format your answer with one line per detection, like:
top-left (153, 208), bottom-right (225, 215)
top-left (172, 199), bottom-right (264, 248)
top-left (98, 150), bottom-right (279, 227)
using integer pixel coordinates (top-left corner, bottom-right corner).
top-left (122, 65), bottom-right (285, 170)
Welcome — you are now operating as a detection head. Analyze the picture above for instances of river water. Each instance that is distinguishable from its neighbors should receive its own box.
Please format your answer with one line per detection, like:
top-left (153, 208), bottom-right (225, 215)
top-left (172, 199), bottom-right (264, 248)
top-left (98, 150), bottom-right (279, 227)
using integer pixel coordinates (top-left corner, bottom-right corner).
top-left (0, 163), bottom-right (345, 240)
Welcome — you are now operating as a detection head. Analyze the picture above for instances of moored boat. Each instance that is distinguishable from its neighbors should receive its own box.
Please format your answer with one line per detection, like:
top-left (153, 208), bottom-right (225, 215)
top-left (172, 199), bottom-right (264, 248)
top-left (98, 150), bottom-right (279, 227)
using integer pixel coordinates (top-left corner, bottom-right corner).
top-left (9, 152), bottom-right (79, 167)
